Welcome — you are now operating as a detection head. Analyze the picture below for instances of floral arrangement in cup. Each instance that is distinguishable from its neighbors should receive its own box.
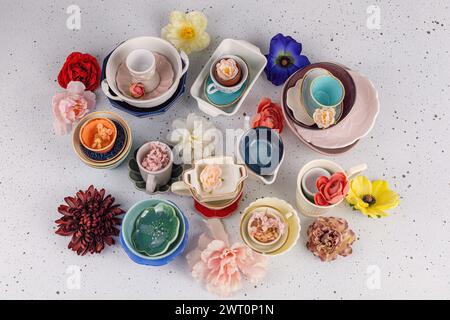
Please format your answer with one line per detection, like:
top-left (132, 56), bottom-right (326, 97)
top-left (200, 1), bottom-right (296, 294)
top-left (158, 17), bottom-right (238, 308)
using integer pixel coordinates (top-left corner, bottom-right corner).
top-left (200, 165), bottom-right (223, 193)
top-left (251, 97), bottom-right (284, 133)
top-left (314, 172), bottom-right (349, 206)
top-left (313, 107), bottom-right (336, 129)
top-left (167, 113), bottom-right (220, 164)
top-left (187, 219), bottom-right (268, 297)
top-left (52, 81), bottom-right (96, 135)
top-left (129, 83), bottom-right (146, 99)
top-left (346, 176), bottom-right (400, 218)
top-left (161, 10), bottom-right (210, 54)
top-left (264, 33), bottom-right (310, 86)
top-left (307, 217), bottom-right (355, 262)
top-left (58, 52), bottom-right (101, 91)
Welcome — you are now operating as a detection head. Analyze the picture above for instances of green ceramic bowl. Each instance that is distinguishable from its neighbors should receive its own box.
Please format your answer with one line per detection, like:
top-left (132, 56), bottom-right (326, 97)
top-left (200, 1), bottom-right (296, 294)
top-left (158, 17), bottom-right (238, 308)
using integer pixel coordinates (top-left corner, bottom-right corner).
top-left (122, 199), bottom-right (186, 260)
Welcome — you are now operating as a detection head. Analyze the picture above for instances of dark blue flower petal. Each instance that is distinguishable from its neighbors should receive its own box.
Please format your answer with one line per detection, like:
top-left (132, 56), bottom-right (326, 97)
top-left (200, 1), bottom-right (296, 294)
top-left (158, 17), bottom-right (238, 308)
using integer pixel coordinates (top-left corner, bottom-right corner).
top-left (293, 54), bottom-right (310, 69)
top-left (269, 33), bottom-right (288, 56)
top-left (284, 36), bottom-right (302, 56)
top-left (265, 64), bottom-right (292, 86)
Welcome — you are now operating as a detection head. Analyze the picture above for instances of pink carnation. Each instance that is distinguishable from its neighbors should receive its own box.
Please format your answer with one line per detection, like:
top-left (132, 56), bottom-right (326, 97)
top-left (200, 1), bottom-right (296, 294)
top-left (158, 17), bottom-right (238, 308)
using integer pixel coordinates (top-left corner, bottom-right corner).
top-left (52, 81), bottom-right (96, 135)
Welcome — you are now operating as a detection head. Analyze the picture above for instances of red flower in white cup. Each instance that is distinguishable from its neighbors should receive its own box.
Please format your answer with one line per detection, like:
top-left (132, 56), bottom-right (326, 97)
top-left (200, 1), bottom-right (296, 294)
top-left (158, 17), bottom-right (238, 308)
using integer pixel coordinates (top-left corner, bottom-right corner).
top-left (314, 172), bottom-right (349, 206)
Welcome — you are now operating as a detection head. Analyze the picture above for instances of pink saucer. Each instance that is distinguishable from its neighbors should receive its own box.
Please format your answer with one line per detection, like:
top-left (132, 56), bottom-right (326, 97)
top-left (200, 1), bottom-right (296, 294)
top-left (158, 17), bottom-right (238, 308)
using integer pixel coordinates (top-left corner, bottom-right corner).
top-left (116, 52), bottom-right (174, 100)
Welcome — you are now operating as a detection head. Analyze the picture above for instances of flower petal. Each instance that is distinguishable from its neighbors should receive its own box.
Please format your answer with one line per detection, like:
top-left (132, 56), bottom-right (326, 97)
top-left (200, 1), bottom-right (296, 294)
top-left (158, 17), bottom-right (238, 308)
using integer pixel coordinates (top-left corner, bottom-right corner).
top-left (186, 11), bottom-right (208, 32)
top-left (350, 176), bottom-right (372, 198)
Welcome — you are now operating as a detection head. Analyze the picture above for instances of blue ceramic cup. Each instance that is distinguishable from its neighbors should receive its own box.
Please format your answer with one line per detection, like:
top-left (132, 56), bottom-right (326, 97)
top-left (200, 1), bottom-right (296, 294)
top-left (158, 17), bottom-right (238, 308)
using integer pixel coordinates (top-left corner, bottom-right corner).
top-left (309, 75), bottom-right (345, 109)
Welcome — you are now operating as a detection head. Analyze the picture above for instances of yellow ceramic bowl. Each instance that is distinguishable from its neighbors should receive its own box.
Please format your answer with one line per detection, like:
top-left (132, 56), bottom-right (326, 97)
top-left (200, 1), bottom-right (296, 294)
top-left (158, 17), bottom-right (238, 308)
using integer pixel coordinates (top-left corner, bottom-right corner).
top-left (72, 111), bottom-right (132, 169)
top-left (240, 197), bottom-right (301, 256)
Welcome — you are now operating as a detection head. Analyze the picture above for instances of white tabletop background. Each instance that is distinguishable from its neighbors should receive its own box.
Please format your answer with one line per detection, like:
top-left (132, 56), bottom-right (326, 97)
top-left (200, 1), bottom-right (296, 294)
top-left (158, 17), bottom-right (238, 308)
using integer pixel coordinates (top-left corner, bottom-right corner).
top-left (1, 0), bottom-right (449, 300)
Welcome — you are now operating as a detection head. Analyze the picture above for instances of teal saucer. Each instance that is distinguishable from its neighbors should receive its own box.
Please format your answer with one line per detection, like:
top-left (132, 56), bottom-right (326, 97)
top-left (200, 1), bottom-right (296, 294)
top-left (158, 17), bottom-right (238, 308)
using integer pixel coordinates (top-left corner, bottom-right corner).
top-left (204, 76), bottom-right (248, 108)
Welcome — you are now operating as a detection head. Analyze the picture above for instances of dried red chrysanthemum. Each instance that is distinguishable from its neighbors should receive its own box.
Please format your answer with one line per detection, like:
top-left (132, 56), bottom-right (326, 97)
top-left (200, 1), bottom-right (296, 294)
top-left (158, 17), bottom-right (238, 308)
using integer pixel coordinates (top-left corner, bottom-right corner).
top-left (55, 185), bottom-right (124, 255)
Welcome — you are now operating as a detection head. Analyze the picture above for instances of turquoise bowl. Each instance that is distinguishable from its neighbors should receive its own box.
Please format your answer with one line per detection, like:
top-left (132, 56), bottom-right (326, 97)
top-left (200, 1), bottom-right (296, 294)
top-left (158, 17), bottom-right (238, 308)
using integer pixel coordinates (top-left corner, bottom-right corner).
top-left (120, 199), bottom-right (188, 266)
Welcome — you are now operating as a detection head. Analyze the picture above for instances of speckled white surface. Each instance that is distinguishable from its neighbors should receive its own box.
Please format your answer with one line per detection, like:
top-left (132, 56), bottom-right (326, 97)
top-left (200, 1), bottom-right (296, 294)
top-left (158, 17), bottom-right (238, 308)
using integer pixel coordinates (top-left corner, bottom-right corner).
top-left (1, 0), bottom-right (449, 300)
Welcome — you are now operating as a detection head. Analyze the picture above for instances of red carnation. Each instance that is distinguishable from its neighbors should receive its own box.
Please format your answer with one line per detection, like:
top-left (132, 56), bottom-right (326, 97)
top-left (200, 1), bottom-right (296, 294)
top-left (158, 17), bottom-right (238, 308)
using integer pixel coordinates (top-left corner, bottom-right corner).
top-left (251, 97), bottom-right (284, 133)
top-left (58, 52), bottom-right (101, 91)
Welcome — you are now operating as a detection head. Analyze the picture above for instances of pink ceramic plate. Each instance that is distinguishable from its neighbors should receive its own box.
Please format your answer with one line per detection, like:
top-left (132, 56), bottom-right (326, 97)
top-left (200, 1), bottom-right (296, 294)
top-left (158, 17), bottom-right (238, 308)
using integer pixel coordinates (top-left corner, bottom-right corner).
top-left (283, 69), bottom-right (379, 149)
top-left (116, 52), bottom-right (174, 100)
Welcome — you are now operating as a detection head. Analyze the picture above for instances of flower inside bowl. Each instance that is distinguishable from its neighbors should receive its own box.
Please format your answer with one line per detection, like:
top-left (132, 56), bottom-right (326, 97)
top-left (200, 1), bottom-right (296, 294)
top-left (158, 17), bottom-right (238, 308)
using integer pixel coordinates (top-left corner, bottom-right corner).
top-left (247, 207), bottom-right (286, 246)
top-left (80, 117), bottom-right (117, 154)
top-left (239, 127), bottom-right (284, 176)
top-left (121, 199), bottom-right (186, 261)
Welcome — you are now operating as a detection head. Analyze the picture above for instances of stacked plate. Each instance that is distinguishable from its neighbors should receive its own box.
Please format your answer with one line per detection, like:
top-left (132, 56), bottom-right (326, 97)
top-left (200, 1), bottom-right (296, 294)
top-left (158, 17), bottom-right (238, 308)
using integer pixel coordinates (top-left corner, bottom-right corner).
top-left (72, 111), bottom-right (132, 169)
top-left (282, 62), bottom-right (380, 155)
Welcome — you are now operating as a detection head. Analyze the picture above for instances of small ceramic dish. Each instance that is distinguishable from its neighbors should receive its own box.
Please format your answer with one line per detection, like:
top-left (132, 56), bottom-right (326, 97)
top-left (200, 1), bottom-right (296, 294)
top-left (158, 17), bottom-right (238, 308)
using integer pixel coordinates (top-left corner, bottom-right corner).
top-left (81, 120), bottom-right (127, 163)
top-left (238, 127), bottom-right (285, 182)
top-left (240, 198), bottom-right (300, 256)
top-left (182, 157), bottom-right (247, 203)
top-left (120, 199), bottom-right (188, 266)
top-left (204, 76), bottom-right (249, 108)
top-left (246, 207), bottom-right (288, 248)
top-left (283, 62), bottom-right (356, 130)
top-left (128, 146), bottom-right (183, 194)
top-left (191, 39), bottom-right (267, 117)
top-left (131, 203), bottom-right (180, 257)
top-left (194, 185), bottom-right (244, 219)
top-left (79, 118), bottom-right (117, 154)
top-left (101, 36), bottom-right (189, 108)
top-left (101, 49), bottom-right (188, 118)
top-left (72, 111), bottom-right (133, 169)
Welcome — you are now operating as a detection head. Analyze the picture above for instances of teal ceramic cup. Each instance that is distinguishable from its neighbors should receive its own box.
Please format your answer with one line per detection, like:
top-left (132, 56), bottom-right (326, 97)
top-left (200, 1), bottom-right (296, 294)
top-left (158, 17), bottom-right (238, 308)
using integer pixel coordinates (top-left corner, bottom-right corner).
top-left (309, 75), bottom-right (345, 109)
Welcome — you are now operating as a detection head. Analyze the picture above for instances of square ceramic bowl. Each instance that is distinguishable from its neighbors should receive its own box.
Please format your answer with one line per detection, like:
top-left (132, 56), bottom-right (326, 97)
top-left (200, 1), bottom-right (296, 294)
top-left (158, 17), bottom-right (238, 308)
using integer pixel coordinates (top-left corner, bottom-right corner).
top-left (120, 199), bottom-right (188, 266)
top-left (191, 39), bottom-right (267, 117)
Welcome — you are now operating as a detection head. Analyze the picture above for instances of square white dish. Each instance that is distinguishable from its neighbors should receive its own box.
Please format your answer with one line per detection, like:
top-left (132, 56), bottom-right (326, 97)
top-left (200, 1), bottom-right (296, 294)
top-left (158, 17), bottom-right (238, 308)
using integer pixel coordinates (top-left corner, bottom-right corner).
top-left (190, 39), bottom-right (267, 117)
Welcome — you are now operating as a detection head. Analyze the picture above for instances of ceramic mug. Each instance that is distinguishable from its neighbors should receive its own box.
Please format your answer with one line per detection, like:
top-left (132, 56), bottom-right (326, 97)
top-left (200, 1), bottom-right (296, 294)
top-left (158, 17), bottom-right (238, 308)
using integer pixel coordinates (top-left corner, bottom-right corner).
top-left (136, 141), bottom-right (173, 193)
top-left (126, 49), bottom-right (160, 92)
top-left (296, 159), bottom-right (367, 217)
top-left (309, 75), bottom-right (345, 109)
top-left (207, 55), bottom-right (249, 95)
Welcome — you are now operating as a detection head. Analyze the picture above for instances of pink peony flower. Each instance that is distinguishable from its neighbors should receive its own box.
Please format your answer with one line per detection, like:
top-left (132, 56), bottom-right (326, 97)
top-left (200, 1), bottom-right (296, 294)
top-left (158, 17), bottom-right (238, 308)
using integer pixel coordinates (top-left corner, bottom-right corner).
top-left (200, 165), bottom-right (223, 193)
top-left (187, 219), bottom-right (268, 297)
top-left (129, 82), bottom-right (145, 99)
top-left (314, 172), bottom-right (349, 206)
top-left (52, 81), bottom-right (96, 135)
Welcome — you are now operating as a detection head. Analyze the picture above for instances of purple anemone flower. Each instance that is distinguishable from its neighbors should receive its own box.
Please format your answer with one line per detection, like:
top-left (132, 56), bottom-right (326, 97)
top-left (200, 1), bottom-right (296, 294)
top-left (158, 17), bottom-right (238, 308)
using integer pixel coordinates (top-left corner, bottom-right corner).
top-left (264, 33), bottom-right (310, 86)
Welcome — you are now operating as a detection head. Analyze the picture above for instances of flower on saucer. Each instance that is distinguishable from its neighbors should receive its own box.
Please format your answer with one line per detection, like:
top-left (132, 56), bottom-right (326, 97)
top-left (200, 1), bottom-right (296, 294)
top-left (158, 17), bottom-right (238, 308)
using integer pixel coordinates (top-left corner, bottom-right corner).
top-left (307, 217), bottom-right (355, 262)
top-left (313, 107), bottom-right (336, 129)
top-left (200, 165), bottom-right (223, 193)
top-left (58, 52), bottom-right (101, 91)
top-left (264, 33), bottom-right (310, 86)
top-left (129, 83), bottom-right (145, 99)
top-left (161, 11), bottom-right (210, 54)
top-left (167, 113), bottom-right (220, 164)
top-left (52, 81), bottom-right (96, 135)
top-left (251, 97), bottom-right (284, 133)
top-left (314, 172), bottom-right (349, 206)
top-left (346, 176), bottom-right (400, 218)
top-left (187, 219), bottom-right (268, 297)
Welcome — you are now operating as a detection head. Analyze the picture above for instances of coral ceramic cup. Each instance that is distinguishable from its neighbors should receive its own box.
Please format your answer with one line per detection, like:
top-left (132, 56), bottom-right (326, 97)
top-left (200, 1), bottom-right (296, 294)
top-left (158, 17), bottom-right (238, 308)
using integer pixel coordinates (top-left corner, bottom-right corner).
top-left (240, 198), bottom-right (300, 256)
top-left (136, 141), bottom-right (173, 193)
top-left (296, 159), bottom-right (367, 217)
top-left (79, 117), bottom-right (117, 154)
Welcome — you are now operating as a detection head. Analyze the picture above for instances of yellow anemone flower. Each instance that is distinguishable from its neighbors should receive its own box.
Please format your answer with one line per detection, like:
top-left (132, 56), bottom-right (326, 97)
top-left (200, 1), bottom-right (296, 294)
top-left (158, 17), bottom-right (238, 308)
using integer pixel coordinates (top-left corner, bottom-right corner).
top-left (161, 11), bottom-right (211, 54)
top-left (346, 176), bottom-right (399, 218)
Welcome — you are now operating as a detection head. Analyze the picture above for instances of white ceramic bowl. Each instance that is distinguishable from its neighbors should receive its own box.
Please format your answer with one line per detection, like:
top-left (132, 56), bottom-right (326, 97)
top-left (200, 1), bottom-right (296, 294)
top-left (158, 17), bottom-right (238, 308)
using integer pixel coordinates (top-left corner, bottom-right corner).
top-left (102, 36), bottom-right (189, 108)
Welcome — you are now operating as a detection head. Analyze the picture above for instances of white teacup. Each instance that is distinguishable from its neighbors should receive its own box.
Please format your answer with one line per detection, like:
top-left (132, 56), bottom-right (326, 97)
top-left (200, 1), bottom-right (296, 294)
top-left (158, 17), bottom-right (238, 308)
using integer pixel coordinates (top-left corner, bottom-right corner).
top-left (207, 55), bottom-right (248, 95)
top-left (126, 49), bottom-right (160, 92)
top-left (136, 141), bottom-right (173, 193)
top-left (296, 159), bottom-right (367, 217)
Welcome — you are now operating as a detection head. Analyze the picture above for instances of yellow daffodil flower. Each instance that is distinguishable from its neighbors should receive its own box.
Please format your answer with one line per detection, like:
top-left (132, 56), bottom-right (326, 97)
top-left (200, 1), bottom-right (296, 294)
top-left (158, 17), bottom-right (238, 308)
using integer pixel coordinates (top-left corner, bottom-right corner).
top-left (346, 176), bottom-right (399, 218)
top-left (161, 11), bottom-right (210, 54)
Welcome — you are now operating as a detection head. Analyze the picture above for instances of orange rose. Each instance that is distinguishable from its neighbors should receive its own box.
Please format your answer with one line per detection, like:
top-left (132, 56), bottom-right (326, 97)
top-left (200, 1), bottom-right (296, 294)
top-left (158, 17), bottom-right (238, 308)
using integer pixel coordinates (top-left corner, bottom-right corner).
top-left (251, 97), bottom-right (284, 133)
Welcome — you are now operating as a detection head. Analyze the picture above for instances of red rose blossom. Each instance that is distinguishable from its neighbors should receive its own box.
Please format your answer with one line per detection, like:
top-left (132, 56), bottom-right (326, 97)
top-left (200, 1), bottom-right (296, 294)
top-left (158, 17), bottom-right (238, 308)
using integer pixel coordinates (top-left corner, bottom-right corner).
top-left (314, 172), bottom-right (349, 206)
top-left (58, 52), bottom-right (101, 91)
top-left (251, 97), bottom-right (284, 133)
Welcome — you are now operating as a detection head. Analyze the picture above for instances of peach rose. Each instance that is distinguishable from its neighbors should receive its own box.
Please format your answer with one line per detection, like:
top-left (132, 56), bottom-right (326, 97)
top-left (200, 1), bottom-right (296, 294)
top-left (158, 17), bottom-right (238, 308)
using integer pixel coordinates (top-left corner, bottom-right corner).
top-left (129, 82), bottom-right (145, 99)
top-left (314, 172), bottom-right (349, 206)
top-left (200, 165), bottom-right (223, 193)
top-left (313, 107), bottom-right (336, 129)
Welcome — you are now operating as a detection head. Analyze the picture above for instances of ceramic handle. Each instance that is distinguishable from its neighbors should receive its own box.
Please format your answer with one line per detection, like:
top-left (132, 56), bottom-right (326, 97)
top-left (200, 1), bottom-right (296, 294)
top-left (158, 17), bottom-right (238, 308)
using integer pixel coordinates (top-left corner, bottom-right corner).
top-left (145, 175), bottom-right (157, 193)
top-left (170, 181), bottom-right (192, 197)
top-left (180, 51), bottom-right (190, 77)
top-left (206, 83), bottom-right (218, 95)
top-left (235, 39), bottom-right (262, 54)
top-left (236, 165), bottom-right (248, 185)
top-left (101, 80), bottom-right (123, 101)
top-left (346, 163), bottom-right (368, 179)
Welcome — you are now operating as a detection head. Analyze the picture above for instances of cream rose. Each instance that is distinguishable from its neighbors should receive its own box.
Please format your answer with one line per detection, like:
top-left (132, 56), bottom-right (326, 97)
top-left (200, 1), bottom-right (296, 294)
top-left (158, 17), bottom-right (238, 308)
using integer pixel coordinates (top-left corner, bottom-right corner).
top-left (200, 165), bottom-right (223, 193)
top-left (216, 59), bottom-right (239, 81)
top-left (313, 107), bottom-right (336, 129)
